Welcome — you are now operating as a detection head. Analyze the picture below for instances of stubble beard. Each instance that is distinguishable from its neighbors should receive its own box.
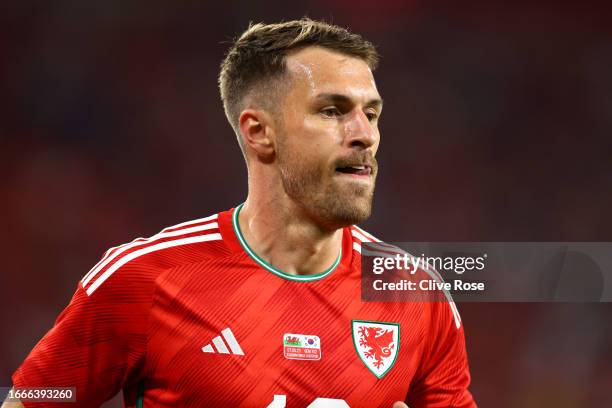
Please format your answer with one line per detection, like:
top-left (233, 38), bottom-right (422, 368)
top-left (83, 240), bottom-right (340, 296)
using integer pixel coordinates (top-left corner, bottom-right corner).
top-left (277, 144), bottom-right (377, 228)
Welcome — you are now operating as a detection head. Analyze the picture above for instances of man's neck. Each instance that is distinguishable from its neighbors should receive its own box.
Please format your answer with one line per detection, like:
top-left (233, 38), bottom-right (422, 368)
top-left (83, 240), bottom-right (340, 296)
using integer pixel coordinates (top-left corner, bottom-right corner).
top-left (237, 196), bottom-right (344, 276)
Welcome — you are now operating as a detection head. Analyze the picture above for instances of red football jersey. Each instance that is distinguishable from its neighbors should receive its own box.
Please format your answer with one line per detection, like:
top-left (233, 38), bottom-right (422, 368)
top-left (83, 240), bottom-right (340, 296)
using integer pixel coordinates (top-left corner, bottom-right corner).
top-left (12, 205), bottom-right (475, 407)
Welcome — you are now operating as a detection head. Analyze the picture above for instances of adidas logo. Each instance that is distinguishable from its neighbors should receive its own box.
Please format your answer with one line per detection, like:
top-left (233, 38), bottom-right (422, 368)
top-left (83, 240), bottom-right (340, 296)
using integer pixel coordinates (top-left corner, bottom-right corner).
top-left (201, 327), bottom-right (245, 355)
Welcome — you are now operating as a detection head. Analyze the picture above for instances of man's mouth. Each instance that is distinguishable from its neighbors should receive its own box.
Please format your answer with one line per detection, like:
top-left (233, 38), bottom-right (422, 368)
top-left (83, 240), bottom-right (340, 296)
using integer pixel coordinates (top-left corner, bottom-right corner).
top-left (335, 165), bottom-right (372, 177)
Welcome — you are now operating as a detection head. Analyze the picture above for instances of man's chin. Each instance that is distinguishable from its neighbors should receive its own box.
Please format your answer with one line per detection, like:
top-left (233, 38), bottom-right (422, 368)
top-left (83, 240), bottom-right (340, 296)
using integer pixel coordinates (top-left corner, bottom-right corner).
top-left (334, 212), bottom-right (370, 228)
top-left (322, 200), bottom-right (373, 228)
top-left (330, 188), bottom-right (375, 224)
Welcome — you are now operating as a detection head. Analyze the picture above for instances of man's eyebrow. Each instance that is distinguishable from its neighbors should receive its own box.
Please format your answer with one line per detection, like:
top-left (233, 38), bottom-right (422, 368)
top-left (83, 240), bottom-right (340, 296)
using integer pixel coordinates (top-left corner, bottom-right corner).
top-left (314, 93), bottom-right (383, 109)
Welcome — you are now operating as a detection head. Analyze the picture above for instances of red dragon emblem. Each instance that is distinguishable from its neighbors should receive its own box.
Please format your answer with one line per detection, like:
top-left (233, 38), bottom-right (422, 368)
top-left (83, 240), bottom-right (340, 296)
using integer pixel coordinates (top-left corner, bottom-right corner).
top-left (358, 326), bottom-right (395, 369)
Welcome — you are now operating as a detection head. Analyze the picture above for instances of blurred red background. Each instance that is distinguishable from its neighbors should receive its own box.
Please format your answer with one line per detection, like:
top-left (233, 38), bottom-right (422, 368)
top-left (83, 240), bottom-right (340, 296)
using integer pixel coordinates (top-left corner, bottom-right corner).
top-left (1, 1), bottom-right (611, 407)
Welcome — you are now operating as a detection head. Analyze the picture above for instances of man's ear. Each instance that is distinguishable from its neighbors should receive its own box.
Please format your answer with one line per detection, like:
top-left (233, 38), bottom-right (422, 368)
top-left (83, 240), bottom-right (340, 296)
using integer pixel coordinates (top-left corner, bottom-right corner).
top-left (238, 109), bottom-right (276, 161)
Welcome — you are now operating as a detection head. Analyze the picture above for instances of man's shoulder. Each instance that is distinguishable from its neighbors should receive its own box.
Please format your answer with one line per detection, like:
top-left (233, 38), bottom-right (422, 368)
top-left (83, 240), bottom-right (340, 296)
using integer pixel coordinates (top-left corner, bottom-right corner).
top-left (349, 224), bottom-right (398, 255)
top-left (349, 224), bottom-right (416, 265)
top-left (349, 225), bottom-right (380, 243)
top-left (80, 210), bottom-right (232, 297)
top-left (349, 225), bottom-right (463, 329)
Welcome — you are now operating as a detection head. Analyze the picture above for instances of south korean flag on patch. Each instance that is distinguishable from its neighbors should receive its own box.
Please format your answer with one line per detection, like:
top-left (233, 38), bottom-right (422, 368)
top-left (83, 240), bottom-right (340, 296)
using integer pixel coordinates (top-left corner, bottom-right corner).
top-left (352, 320), bottom-right (400, 379)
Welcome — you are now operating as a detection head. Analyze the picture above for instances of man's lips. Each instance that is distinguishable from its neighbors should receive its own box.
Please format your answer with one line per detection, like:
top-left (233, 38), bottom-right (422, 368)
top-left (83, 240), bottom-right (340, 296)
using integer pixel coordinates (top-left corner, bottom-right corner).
top-left (335, 164), bottom-right (373, 176)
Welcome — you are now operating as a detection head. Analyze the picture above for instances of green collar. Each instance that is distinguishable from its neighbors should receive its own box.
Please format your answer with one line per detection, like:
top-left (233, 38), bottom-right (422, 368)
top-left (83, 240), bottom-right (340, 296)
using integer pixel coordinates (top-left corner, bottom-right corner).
top-left (232, 203), bottom-right (342, 282)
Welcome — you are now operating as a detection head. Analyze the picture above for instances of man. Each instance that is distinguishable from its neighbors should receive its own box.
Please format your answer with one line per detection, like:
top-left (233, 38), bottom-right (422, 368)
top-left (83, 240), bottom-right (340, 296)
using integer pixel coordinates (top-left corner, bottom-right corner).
top-left (5, 19), bottom-right (475, 407)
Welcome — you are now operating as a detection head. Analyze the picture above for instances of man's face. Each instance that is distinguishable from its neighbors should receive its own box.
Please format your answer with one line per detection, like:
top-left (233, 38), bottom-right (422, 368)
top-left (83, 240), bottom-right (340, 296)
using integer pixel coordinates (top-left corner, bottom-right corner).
top-left (275, 46), bottom-right (382, 228)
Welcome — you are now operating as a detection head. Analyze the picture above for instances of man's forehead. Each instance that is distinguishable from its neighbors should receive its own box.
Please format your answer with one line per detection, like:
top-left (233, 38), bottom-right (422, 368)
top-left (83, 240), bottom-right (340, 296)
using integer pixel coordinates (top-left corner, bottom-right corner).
top-left (285, 46), bottom-right (379, 99)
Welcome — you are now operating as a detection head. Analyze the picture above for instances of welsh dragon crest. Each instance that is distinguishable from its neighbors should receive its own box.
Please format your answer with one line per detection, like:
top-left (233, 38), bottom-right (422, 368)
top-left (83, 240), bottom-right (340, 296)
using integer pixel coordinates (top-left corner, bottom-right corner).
top-left (352, 320), bottom-right (400, 378)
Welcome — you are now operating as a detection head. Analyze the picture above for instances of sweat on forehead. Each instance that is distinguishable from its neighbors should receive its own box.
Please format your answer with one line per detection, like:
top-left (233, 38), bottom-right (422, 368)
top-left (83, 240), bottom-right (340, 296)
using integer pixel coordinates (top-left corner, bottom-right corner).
top-left (283, 47), bottom-right (379, 101)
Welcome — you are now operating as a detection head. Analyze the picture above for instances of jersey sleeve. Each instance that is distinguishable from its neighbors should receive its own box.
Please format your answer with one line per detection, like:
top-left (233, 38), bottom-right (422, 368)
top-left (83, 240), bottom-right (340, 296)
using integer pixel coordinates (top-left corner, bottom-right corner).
top-left (406, 300), bottom-right (476, 408)
top-left (11, 267), bottom-right (151, 407)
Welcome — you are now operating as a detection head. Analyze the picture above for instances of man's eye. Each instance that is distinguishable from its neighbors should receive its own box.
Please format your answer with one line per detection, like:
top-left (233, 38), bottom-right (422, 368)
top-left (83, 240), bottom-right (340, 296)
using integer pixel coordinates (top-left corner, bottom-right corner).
top-left (321, 107), bottom-right (341, 118)
top-left (365, 111), bottom-right (379, 121)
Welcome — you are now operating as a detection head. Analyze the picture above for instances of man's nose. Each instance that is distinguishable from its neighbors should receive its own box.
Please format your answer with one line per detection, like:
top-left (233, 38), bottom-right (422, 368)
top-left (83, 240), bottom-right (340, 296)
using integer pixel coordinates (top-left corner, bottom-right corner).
top-left (344, 110), bottom-right (377, 149)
